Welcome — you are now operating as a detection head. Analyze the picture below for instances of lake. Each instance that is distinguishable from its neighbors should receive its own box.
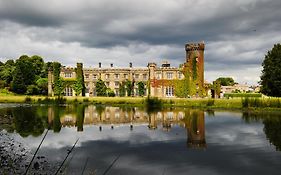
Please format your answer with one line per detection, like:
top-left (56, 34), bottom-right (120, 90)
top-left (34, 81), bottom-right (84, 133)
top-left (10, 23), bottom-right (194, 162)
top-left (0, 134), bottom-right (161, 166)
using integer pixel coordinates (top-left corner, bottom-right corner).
top-left (0, 104), bottom-right (281, 175)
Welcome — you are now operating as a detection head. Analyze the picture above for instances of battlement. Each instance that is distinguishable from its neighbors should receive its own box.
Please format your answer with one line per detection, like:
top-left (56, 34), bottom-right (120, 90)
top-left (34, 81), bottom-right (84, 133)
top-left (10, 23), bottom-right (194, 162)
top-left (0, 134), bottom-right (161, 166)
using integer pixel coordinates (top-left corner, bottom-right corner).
top-left (185, 42), bottom-right (205, 51)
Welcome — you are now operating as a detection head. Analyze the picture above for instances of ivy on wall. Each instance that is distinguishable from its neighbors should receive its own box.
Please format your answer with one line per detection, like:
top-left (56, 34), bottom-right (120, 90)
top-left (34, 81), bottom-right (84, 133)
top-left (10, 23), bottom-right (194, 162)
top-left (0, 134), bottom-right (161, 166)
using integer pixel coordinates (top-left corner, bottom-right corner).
top-left (73, 63), bottom-right (85, 96)
top-left (119, 81), bottom-right (126, 97)
top-left (192, 52), bottom-right (198, 80)
top-left (126, 80), bottom-right (133, 96)
top-left (52, 62), bottom-right (65, 96)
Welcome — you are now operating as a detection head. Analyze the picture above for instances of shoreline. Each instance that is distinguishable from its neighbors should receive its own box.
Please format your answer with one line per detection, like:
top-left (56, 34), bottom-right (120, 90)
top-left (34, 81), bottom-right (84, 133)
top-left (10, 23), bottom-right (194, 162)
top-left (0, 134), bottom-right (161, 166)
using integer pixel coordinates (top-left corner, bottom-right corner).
top-left (0, 95), bottom-right (281, 112)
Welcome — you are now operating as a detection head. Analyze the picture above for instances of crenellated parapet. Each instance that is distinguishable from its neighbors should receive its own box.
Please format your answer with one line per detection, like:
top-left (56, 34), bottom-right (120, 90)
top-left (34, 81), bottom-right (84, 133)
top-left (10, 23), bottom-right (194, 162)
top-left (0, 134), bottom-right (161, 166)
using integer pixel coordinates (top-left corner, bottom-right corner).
top-left (185, 42), bottom-right (205, 51)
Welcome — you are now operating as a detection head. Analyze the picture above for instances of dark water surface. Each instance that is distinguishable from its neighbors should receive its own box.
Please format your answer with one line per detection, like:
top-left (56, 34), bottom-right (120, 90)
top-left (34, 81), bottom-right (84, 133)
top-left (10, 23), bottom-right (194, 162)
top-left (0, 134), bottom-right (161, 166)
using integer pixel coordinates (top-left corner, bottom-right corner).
top-left (0, 104), bottom-right (281, 175)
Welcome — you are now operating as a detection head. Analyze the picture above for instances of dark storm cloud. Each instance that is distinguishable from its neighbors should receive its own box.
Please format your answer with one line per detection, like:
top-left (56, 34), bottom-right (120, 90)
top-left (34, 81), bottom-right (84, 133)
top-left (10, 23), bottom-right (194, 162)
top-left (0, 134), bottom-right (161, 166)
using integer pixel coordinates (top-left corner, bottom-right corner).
top-left (0, 0), bottom-right (280, 83)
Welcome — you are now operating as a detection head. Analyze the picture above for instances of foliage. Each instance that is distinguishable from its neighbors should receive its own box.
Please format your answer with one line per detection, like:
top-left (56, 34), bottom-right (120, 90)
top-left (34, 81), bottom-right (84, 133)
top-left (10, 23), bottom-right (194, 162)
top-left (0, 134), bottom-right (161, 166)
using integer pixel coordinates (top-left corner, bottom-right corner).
top-left (212, 80), bottom-right (221, 97)
top-left (95, 79), bottom-right (107, 96)
top-left (260, 43), bottom-right (281, 97)
top-left (0, 55), bottom-right (49, 95)
top-left (216, 77), bottom-right (235, 86)
top-left (137, 82), bottom-right (145, 96)
top-left (26, 85), bottom-right (39, 95)
top-left (119, 81), bottom-right (126, 97)
top-left (106, 88), bottom-right (115, 97)
top-left (53, 62), bottom-right (64, 96)
top-left (174, 70), bottom-right (196, 98)
top-left (224, 93), bottom-right (262, 98)
top-left (192, 53), bottom-right (198, 80)
top-left (242, 97), bottom-right (281, 108)
top-left (11, 64), bottom-right (26, 94)
top-left (36, 78), bottom-right (48, 95)
top-left (0, 59), bottom-right (15, 87)
top-left (126, 80), bottom-right (133, 96)
top-left (73, 63), bottom-right (85, 96)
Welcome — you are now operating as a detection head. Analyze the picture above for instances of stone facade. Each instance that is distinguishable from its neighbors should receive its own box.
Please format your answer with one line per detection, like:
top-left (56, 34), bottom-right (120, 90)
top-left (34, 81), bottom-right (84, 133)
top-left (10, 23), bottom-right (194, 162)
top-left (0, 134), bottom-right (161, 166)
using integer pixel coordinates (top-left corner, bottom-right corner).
top-left (48, 42), bottom-right (205, 97)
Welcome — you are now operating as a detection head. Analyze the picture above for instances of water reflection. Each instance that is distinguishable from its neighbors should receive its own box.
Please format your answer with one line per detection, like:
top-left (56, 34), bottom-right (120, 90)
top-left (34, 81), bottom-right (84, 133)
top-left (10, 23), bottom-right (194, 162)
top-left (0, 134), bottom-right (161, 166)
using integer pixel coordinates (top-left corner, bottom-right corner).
top-left (1, 105), bottom-right (281, 152)
top-left (242, 111), bottom-right (281, 151)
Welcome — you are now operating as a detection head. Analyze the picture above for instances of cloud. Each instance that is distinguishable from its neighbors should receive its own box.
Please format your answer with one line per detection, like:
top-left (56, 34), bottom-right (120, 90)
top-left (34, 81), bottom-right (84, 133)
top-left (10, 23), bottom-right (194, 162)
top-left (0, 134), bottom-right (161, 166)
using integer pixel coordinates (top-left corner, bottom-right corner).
top-left (0, 0), bottom-right (281, 84)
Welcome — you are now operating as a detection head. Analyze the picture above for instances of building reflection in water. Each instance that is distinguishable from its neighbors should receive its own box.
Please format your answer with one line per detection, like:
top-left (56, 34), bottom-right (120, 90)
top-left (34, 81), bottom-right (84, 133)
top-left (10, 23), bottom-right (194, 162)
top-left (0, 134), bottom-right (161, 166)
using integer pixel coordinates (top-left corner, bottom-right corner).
top-left (47, 105), bottom-right (207, 149)
top-left (183, 110), bottom-right (206, 149)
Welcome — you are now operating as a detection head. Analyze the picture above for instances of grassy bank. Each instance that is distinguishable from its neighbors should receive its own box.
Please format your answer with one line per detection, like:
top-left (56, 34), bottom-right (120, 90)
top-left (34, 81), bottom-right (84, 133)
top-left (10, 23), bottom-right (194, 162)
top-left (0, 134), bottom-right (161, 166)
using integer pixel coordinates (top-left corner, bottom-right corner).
top-left (0, 95), bottom-right (280, 111)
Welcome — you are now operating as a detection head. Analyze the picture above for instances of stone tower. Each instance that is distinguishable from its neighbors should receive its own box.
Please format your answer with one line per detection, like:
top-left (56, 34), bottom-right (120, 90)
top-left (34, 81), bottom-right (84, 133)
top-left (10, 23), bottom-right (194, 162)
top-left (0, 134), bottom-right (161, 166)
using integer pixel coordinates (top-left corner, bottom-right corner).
top-left (185, 42), bottom-right (205, 95)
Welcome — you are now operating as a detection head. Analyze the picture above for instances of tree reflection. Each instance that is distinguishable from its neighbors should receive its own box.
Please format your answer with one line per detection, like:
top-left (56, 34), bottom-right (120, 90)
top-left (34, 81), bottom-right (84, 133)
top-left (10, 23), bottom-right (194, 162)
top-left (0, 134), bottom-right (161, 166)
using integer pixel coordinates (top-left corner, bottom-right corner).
top-left (242, 111), bottom-right (281, 151)
top-left (12, 107), bottom-right (46, 137)
top-left (263, 118), bottom-right (281, 151)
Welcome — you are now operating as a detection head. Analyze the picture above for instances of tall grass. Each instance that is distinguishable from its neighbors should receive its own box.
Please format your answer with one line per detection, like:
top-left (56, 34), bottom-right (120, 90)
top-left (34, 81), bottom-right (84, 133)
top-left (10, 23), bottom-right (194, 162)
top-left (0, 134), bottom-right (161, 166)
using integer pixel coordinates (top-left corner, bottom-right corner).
top-left (242, 97), bottom-right (281, 108)
top-left (224, 93), bottom-right (262, 98)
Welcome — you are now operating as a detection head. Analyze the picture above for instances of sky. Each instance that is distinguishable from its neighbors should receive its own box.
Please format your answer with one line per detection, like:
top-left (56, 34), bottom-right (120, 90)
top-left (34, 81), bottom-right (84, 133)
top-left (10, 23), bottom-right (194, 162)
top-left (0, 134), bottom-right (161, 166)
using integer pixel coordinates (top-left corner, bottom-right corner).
top-left (0, 0), bottom-right (280, 85)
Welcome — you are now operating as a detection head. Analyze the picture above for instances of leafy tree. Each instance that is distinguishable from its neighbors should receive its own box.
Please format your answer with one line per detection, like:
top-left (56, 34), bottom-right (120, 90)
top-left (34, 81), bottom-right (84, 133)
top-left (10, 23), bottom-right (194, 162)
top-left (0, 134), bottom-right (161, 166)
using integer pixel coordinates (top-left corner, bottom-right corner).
top-left (0, 59), bottom-right (15, 87)
top-left (30, 55), bottom-right (44, 76)
top-left (137, 82), bottom-right (145, 96)
top-left (26, 85), bottom-right (39, 95)
top-left (11, 65), bottom-right (26, 94)
top-left (216, 77), bottom-right (235, 86)
top-left (126, 80), bottom-right (133, 96)
top-left (260, 43), bottom-right (281, 97)
top-left (96, 79), bottom-right (107, 96)
top-left (106, 88), bottom-right (115, 97)
top-left (36, 78), bottom-right (48, 95)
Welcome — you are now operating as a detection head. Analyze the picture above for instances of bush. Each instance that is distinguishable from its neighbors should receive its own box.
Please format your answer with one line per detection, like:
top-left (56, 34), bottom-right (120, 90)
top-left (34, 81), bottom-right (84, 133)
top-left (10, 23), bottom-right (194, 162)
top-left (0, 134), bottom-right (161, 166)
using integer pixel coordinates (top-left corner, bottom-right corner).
top-left (26, 85), bottom-right (39, 95)
top-left (107, 89), bottom-right (115, 97)
top-left (206, 99), bottom-right (215, 106)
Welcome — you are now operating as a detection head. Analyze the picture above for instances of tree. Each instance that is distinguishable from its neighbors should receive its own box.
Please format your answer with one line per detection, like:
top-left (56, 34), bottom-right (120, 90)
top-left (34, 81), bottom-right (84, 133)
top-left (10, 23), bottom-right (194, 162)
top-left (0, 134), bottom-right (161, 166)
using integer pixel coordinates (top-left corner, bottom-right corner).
top-left (11, 65), bottom-right (26, 94)
top-left (96, 79), bottom-right (107, 96)
top-left (0, 59), bottom-right (15, 87)
top-left (36, 78), bottom-right (48, 95)
top-left (137, 82), bottom-right (145, 96)
top-left (216, 77), bottom-right (235, 86)
top-left (260, 44), bottom-right (281, 97)
top-left (126, 80), bottom-right (133, 96)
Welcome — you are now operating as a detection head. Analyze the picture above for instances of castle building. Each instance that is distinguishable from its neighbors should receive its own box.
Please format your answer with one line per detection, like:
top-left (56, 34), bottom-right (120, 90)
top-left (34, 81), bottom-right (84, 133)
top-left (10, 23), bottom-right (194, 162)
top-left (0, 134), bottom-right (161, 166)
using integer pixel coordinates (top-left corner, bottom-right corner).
top-left (48, 42), bottom-right (205, 98)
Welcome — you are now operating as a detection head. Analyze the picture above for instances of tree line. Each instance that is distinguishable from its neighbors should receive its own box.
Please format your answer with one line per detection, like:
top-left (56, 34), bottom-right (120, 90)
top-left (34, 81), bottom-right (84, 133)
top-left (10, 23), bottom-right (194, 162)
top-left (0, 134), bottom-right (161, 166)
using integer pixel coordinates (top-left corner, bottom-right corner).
top-left (0, 55), bottom-right (50, 95)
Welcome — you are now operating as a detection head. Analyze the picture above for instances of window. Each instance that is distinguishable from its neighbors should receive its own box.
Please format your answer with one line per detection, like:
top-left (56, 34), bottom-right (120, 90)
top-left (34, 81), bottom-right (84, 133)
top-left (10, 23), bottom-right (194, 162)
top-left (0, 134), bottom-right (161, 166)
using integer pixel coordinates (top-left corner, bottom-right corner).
top-left (178, 72), bottom-right (182, 79)
top-left (134, 74), bottom-right (139, 79)
top-left (165, 86), bottom-right (174, 97)
top-left (143, 74), bottom-right (147, 80)
top-left (65, 87), bottom-right (73, 96)
top-left (65, 72), bottom-right (72, 78)
top-left (85, 83), bottom-right (89, 87)
top-left (85, 74), bottom-right (89, 79)
top-left (115, 81), bottom-right (119, 87)
top-left (105, 74), bottom-right (110, 79)
top-left (124, 74), bottom-right (128, 79)
top-left (156, 72), bottom-right (161, 79)
top-left (93, 74), bottom-right (97, 79)
top-left (167, 72), bottom-right (173, 79)
top-left (115, 74), bottom-right (119, 79)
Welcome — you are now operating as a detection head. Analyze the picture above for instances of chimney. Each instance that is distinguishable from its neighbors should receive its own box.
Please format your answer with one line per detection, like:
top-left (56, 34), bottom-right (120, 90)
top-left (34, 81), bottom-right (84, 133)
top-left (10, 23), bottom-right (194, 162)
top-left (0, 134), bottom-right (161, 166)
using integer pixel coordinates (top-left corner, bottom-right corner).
top-left (110, 63), bottom-right (113, 68)
top-left (99, 62), bottom-right (101, 68)
top-left (129, 62), bottom-right (132, 68)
